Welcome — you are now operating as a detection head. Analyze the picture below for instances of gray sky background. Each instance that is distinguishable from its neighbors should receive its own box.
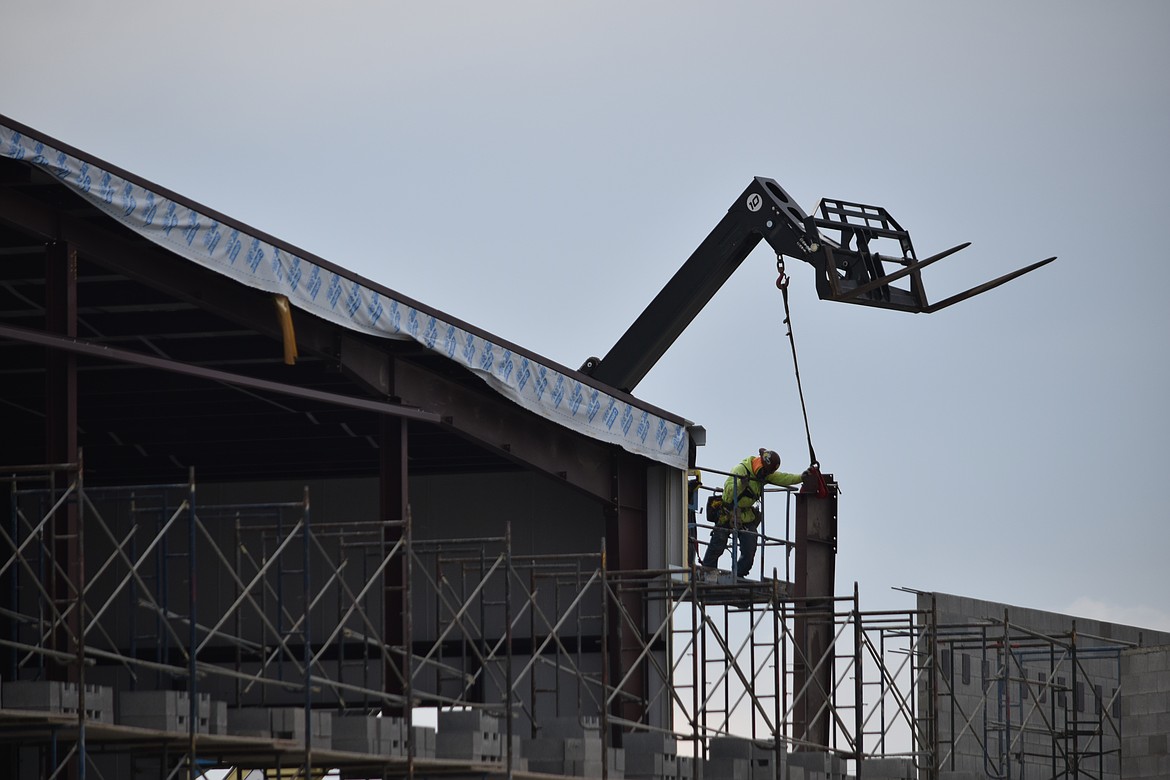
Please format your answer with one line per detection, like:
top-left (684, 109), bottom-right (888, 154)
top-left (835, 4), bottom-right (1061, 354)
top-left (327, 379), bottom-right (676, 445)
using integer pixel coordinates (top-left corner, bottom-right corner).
top-left (4, 2), bottom-right (1168, 630)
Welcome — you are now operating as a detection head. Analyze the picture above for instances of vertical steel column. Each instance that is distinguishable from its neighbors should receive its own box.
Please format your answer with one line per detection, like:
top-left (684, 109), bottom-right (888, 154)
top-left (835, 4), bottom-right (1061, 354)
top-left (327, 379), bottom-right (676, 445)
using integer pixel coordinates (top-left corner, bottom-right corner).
top-left (504, 522), bottom-right (514, 780)
top-left (75, 453), bottom-right (86, 780)
top-left (691, 580), bottom-right (701, 773)
top-left (303, 486), bottom-right (313, 777)
top-left (606, 450), bottom-right (648, 728)
top-left (187, 468), bottom-right (198, 779)
top-left (5, 475), bottom-right (15, 682)
top-left (1001, 610), bottom-right (1012, 780)
top-left (381, 414), bottom-right (408, 709)
top-left (853, 583), bottom-right (864, 775)
top-left (599, 536), bottom-right (610, 780)
top-left (928, 593), bottom-right (940, 780)
top-left (45, 241), bottom-right (78, 683)
top-left (1069, 621), bottom-right (1079, 778)
top-left (792, 474), bottom-right (838, 750)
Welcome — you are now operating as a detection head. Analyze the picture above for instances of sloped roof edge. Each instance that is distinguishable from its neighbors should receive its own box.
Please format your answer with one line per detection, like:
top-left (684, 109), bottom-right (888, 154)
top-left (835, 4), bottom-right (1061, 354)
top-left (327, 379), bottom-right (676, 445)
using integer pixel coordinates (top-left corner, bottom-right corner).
top-left (1, 115), bottom-right (690, 469)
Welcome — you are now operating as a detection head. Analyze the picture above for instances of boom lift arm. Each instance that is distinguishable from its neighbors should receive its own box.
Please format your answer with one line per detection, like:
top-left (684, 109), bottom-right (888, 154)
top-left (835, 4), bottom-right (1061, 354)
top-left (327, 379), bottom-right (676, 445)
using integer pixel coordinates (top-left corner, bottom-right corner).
top-left (581, 177), bottom-right (1054, 393)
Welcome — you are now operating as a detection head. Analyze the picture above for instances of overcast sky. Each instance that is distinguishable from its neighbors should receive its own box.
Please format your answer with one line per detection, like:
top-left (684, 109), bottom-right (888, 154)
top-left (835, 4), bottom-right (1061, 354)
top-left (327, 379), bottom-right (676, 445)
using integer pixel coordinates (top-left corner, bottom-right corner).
top-left (4, 1), bottom-right (1168, 631)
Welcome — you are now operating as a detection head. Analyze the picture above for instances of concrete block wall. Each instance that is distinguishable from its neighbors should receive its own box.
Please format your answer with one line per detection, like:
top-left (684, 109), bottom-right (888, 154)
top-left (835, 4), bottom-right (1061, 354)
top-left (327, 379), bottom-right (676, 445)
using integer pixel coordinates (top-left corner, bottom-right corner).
top-left (1120, 645), bottom-right (1170, 780)
top-left (920, 592), bottom-right (1170, 779)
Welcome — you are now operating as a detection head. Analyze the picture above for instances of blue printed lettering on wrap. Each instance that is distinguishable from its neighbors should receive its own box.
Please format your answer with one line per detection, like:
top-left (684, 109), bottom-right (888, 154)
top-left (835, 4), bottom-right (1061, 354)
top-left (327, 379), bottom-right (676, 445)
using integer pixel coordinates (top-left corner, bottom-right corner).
top-left (423, 317), bottom-right (438, 349)
top-left (620, 405), bottom-right (634, 436)
top-left (121, 183), bottom-right (136, 217)
top-left (569, 382), bottom-right (584, 415)
top-left (344, 281), bottom-right (362, 318)
top-left (52, 152), bottom-right (70, 179)
top-left (269, 248), bottom-right (285, 283)
top-left (202, 221), bottom-right (222, 256)
top-left (533, 367), bottom-right (549, 401)
top-left (516, 358), bottom-right (531, 393)
top-left (5, 131), bottom-right (24, 160)
top-left (388, 300), bottom-right (401, 332)
top-left (551, 375), bottom-right (565, 408)
top-left (306, 265), bottom-right (322, 301)
top-left (287, 256), bottom-right (302, 292)
top-left (444, 325), bottom-right (458, 359)
top-left (498, 350), bottom-right (514, 383)
top-left (75, 163), bottom-right (92, 193)
top-left (183, 210), bottom-right (200, 247)
top-left (326, 273), bottom-right (343, 309)
top-left (246, 238), bottom-right (264, 272)
top-left (162, 202), bottom-right (180, 237)
top-left (99, 172), bottom-right (115, 205)
top-left (672, 425), bottom-right (686, 454)
top-left (366, 291), bottom-right (383, 326)
top-left (603, 400), bottom-right (620, 430)
top-left (637, 412), bottom-right (651, 444)
top-left (656, 419), bottom-right (669, 448)
top-left (461, 333), bottom-right (476, 365)
top-left (143, 193), bottom-right (158, 226)
top-left (225, 230), bottom-right (242, 265)
top-left (407, 308), bottom-right (420, 338)
top-left (480, 341), bottom-right (494, 373)
top-left (586, 390), bottom-right (601, 423)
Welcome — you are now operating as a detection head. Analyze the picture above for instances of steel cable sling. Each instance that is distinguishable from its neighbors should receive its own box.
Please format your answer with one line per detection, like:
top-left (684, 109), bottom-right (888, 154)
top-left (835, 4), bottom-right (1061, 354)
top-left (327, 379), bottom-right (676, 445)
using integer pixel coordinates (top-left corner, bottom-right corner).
top-left (776, 255), bottom-right (828, 496)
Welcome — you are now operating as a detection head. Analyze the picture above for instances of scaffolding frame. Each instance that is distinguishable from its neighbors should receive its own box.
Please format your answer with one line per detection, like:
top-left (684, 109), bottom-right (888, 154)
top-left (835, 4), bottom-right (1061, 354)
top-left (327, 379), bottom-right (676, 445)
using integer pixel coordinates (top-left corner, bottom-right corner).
top-left (0, 458), bottom-right (1136, 779)
top-left (923, 599), bottom-right (1129, 780)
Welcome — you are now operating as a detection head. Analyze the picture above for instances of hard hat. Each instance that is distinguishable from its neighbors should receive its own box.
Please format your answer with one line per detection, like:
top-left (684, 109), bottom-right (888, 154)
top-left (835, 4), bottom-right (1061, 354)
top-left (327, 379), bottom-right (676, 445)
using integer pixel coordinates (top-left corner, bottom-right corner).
top-left (759, 448), bottom-right (781, 472)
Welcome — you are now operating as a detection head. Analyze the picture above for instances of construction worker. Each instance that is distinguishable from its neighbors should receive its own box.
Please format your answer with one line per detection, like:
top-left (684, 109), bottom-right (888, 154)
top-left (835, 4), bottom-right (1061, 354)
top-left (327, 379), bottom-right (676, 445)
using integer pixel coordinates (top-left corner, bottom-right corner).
top-left (700, 448), bottom-right (802, 578)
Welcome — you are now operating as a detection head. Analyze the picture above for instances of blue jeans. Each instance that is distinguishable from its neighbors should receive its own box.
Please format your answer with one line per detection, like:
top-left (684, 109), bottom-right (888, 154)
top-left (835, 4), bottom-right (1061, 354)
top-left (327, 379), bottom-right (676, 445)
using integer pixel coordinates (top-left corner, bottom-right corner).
top-left (701, 520), bottom-right (759, 577)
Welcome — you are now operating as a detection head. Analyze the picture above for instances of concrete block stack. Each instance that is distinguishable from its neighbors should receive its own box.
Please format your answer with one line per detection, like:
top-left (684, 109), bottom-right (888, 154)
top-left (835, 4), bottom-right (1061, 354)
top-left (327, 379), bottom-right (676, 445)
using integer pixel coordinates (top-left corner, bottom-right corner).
top-left (2, 680), bottom-right (114, 723)
top-left (436, 709), bottom-right (523, 768)
top-left (675, 754), bottom-right (702, 780)
top-left (625, 731), bottom-right (677, 780)
top-left (119, 690), bottom-right (226, 734)
top-left (413, 722), bottom-right (437, 759)
top-left (226, 707), bottom-right (332, 748)
top-left (332, 714), bottom-right (382, 754)
top-left (858, 757), bottom-right (915, 779)
top-left (523, 715), bottom-right (622, 777)
top-left (786, 750), bottom-right (845, 780)
top-left (705, 736), bottom-right (780, 779)
top-left (331, 714), bottom-right (434, 759)
top-left (2, 680), bottom-right (64, 713)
